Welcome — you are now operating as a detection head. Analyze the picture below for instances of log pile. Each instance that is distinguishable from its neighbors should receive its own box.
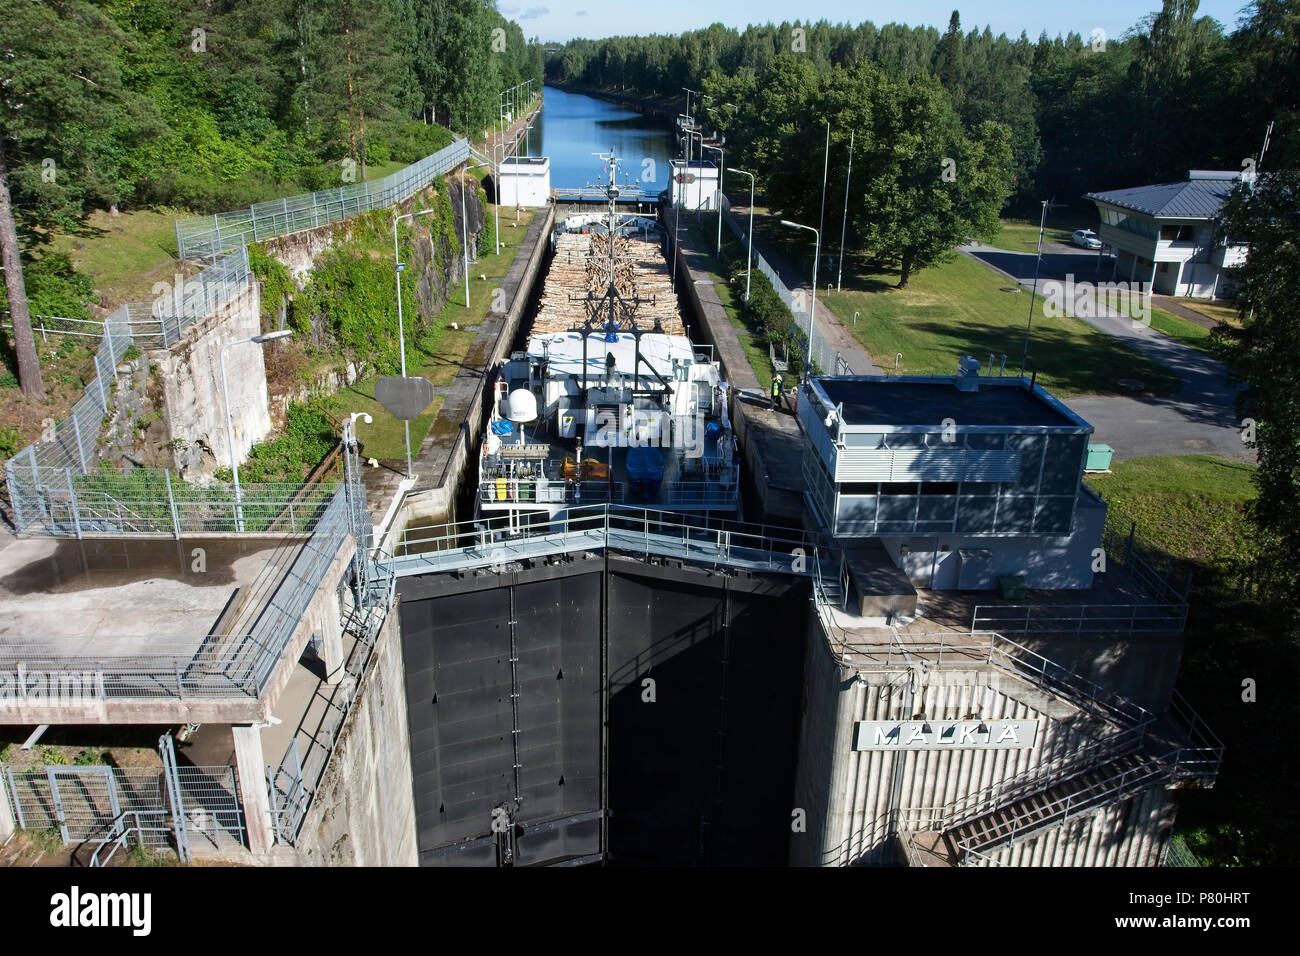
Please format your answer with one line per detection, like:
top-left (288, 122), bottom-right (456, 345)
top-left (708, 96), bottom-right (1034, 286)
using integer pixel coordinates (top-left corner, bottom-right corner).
top-left (533, 231), bottom-right (685, 335)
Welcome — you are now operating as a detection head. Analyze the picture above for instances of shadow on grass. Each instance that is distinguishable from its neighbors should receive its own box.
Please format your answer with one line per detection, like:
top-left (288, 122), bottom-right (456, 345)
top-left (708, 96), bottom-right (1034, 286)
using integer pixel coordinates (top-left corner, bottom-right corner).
top-left (903, 318), bottom-right (1182, 397)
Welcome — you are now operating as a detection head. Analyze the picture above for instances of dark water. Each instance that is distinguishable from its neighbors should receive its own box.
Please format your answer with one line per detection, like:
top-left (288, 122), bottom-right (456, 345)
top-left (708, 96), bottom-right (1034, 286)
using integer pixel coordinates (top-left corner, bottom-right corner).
top-left (517, 87), bottom-right (675, 195)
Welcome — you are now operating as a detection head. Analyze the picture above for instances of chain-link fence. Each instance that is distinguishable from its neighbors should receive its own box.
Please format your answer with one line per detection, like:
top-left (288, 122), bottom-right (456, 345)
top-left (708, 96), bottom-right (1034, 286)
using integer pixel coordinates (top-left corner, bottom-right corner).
top-left (175, 139), bottom-right (471, 260)
top-left (719, 194), bottom-right (844, 375)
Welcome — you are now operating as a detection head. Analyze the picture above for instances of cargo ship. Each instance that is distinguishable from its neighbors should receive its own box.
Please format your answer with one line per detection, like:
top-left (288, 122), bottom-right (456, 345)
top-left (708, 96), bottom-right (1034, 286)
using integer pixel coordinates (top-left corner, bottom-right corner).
top-left (477, 150), bottom-right (739, 530)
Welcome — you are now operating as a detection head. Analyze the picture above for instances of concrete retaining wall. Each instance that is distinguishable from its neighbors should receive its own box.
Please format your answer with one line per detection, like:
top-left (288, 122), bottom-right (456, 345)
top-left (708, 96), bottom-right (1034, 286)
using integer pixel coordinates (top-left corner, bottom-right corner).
top-left (291, 609), bottom-right (418, 866)
top-left (149, 284), bottom-right (271, 479)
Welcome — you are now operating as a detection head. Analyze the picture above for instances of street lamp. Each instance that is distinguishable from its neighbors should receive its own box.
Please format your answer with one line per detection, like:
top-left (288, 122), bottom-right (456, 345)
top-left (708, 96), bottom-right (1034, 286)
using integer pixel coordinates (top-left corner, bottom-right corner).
top-left (392, 208), bottom-right (444, 478)
top-left (220, 328), bottom-right (293, 532)
top-left (780, 219), bottom-right (820, 380)
top-left (729, 169), bottom-right (755, 302)
top-left (461, 163), bottom-right (491, 309)
top-left (1020, 199), bottom-right (1064, 377)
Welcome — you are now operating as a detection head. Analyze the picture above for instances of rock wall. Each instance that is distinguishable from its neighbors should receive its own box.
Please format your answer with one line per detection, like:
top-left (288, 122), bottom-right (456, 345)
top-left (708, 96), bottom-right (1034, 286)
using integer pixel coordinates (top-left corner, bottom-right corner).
top-left (291, 609), bottom-right (418, 866)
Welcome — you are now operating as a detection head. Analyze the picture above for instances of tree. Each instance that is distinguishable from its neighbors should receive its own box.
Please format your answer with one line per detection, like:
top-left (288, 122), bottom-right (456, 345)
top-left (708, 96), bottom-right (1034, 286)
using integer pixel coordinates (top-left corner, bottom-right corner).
top-left (0, 0), bottom-right (144, 398)
top-left (1215, 170), bottom-right (1300, 631)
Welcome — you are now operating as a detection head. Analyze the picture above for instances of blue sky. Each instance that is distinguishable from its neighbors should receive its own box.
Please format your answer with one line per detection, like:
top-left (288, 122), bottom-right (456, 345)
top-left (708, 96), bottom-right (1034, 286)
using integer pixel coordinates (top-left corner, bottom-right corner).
top-left (499, 0), bottom-right (1255, 45)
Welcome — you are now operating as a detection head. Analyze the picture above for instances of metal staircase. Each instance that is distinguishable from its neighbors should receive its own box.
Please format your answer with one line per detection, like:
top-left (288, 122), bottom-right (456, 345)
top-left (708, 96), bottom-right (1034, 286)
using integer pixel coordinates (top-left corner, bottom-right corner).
top-left (946, 752), bottom-right (1168, 863)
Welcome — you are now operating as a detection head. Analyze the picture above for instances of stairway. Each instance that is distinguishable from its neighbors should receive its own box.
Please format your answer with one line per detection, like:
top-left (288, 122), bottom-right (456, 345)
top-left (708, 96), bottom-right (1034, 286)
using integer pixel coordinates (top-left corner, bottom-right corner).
top-left (944, 752), bottom-right (1170, 863)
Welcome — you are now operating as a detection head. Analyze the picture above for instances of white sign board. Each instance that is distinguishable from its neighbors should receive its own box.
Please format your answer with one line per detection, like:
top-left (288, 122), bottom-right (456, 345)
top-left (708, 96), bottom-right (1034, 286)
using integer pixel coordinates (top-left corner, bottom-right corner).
top-left (854, 720), bottom-right (1039, 751)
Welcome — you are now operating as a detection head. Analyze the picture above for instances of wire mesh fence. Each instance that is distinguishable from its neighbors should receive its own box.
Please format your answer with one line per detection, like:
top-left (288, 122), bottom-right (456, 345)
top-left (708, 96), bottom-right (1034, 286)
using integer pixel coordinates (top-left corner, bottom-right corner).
top-left (175, 139), bottom-right (471, 260)
top-left (6, 464), bottom-right (338, 538)
top-left (1, 762), bottom-right (244, 851)
top-left (0, 484), bottom-right (353, 702)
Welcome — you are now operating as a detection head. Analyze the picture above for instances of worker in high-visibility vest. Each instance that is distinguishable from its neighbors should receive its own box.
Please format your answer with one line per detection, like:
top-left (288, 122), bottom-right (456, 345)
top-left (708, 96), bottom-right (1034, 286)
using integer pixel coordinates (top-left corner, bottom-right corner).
top-left (771, 373), bottom-right (783, 411)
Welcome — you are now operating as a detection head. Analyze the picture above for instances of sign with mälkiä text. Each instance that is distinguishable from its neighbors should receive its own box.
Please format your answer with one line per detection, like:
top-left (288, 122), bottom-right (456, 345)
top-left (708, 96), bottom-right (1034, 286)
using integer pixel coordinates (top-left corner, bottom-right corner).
top-left (854, 719), bottom-right (1038, 751)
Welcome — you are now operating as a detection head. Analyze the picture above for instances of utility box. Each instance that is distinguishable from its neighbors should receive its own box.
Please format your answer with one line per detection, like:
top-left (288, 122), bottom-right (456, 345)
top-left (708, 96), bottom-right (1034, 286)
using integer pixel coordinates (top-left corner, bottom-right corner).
top-left (499, 156), bottom-right (550, 207)
top-left (1085, 443), bottom-right (1114, 472)
top-left (667, 160), bottom-right (720, 210)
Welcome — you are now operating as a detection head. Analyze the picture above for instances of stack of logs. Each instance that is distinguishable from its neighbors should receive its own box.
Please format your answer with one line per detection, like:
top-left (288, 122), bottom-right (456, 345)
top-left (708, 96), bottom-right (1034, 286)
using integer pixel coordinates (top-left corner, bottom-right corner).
top-left (534, 231), bottom-right (685, 335)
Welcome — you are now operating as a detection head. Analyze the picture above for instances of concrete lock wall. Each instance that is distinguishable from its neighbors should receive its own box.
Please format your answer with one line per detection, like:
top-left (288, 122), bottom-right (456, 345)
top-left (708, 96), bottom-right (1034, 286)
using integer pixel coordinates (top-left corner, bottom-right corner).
top-left (292, 609), bottom-right (419, 866)
top-left (791, 626), bottom-right (1169, 866)
top-left (152, 283), bottom-right (272, 477)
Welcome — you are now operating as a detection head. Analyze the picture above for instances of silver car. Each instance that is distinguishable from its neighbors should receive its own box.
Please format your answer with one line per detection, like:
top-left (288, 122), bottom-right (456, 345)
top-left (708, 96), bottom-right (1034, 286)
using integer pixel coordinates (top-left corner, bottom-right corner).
top-left (1072, 229), bottom-right (1103, 250)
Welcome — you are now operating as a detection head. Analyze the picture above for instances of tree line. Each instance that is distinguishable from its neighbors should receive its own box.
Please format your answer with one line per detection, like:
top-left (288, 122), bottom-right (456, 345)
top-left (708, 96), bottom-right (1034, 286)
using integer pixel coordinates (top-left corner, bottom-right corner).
top-left (0, 0), bottom-right (543, 400)
top-left (546, 2), bottom-right (1297, 215)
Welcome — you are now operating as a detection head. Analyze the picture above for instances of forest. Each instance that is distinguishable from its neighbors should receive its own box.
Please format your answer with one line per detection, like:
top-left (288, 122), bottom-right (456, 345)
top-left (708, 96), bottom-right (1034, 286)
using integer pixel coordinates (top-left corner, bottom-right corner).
top-left (0, 0), bottom-right (543, 234)
top-left (545, 2), bottom-right (1297, 217)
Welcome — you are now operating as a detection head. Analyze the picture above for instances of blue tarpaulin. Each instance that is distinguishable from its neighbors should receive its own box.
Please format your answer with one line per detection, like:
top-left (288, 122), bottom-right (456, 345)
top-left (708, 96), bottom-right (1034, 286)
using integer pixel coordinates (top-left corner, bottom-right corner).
top-left (491, 421), bottom-right (515, 436)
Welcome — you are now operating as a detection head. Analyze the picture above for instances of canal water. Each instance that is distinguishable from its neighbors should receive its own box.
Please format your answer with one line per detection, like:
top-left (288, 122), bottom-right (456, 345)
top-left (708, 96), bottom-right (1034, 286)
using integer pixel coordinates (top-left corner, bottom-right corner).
top-left (518, 87), bottom-right (676, 194)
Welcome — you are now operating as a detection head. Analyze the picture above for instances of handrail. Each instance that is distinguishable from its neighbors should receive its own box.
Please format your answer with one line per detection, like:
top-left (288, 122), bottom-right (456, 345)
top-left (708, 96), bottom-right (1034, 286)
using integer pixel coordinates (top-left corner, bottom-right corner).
top-left (84, 809), bottom-right (175, 867)
top-left (955, 753), bottom-right (1172, 861)
top-left (908, 722), bottom-right (1151, 833)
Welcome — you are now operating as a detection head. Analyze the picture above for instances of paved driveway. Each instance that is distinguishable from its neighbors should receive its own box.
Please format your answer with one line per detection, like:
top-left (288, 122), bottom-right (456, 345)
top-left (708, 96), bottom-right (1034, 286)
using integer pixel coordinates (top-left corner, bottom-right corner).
top-left (963, 242), bottom-right (1253, 464)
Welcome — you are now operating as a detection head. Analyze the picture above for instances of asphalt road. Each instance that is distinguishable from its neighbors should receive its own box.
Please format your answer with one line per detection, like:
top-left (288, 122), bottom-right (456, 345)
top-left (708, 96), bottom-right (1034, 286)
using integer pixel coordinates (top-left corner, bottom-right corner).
top-left (963, 241), bottom-right (1253, 464)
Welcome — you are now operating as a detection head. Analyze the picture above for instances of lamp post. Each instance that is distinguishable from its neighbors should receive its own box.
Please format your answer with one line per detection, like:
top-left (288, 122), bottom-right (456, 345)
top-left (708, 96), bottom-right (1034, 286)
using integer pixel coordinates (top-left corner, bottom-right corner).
top-left (1019, 199), bottom-right (1062, 377)
top-left (461, 163), bottom-right (491, 309)
top-left (729, 169), bottom-right (755, 302)
top-left (780, 219), bottom-right (820, 380)
top-left (220, 329), bottom-right (293, 532)
top-left (836, 130), bottom-right (854, 292)
top-left (392, 208), bottom-right (443, 478)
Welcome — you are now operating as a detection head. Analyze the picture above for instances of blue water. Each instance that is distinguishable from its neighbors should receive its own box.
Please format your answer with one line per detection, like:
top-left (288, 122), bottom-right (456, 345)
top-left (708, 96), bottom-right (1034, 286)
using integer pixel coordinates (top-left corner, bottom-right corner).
top-left (516, 87), bottom-right (675, 195)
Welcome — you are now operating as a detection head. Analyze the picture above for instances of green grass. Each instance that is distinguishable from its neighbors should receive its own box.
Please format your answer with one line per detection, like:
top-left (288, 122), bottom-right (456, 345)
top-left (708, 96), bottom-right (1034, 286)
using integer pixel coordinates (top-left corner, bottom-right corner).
top-left (680, 219), bottom-right (777, 388)
top-left (819, 253), bottom-right (1182, 397)
top-left (1148, 307), bottom-right (1215, 354)
top-left (43, 208), bottom-right (184, 306)
top-left (1087, 455), bottom-right (1257, 568)
top-left (326, 205), bottom-right (535, 461)
top-left (328, 387), bottom-right (446, 461)
top-left (1180, 300), bottom-right (1243, 328)
top-left (984, 218), bottom-right (1080, 253)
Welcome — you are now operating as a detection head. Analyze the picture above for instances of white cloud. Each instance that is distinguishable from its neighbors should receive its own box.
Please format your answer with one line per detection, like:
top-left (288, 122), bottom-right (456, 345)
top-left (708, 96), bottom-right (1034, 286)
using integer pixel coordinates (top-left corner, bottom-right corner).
top-left (518, 6), bottom-right (549, 20)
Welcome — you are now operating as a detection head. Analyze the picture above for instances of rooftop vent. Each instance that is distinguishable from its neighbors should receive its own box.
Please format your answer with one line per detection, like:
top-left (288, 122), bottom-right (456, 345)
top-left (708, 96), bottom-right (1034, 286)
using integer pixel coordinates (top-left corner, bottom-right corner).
top-left (955, 355), bottom-right (981, 392)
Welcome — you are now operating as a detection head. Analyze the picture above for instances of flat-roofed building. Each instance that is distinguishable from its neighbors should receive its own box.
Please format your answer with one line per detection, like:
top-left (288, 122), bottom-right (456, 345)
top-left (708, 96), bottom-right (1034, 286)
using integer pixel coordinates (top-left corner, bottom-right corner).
top-left (798, 364), bottom-right (1105, 590)
top-left (498, 156), bottom-right (551, 207)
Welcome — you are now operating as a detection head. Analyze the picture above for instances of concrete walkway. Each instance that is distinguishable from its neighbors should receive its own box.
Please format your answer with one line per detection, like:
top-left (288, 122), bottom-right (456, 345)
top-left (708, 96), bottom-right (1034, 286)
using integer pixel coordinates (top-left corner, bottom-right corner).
top-left (962, 241), bottom-right (1252, 464)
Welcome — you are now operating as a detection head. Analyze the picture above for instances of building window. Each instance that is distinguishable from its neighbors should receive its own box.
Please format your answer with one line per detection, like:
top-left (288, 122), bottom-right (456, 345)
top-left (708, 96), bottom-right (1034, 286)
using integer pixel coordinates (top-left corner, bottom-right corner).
top-left (1160, 224), bottom-right (1195, 241)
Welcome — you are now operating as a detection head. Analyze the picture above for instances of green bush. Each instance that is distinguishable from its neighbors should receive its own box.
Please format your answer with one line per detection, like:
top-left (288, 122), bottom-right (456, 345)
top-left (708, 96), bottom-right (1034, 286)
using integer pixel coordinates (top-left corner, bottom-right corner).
top-left (238, 402), bottom-right (338, 483)
top-left (0, 252), bottom-right (95, 319)
top-left (0, 424), bottom-right (21, 458)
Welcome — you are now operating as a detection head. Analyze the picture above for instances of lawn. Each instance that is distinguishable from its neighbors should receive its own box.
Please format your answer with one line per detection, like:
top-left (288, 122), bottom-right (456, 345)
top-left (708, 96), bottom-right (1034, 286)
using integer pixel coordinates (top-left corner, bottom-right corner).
top-left (819, 252), bottom-right (1182, 397)
top-left (680, 219), bottom-right (778, 389)
top-left (1086, 454), bottom-right (1257, 568)
top-left (1085, 454), bottom-right (1298, 867)
top-left (1180, 300), bottom-right (1243, 328)
top-left (983, 215), bottom-right (1094, 254)
top-left (1148, 306), bottom-right (1216, 354)
top-left (43, 208), bottom-right (185, 307)
top-left (330, 204), bottom-right (536, 461)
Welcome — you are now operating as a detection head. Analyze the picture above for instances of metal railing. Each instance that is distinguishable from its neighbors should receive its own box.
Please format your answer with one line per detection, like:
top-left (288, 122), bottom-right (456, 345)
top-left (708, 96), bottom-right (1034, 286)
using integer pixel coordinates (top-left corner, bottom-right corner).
top-left (971, 603), bottom-right (1188, 638)
top-left (175, 139), bottom-right (471, 260)
top-left (954, 754), bottom-right (1171, 862)
top-left (86, 810), bottom-right (176, 867)
top-left (388, 503), bottom-right (815, 579)
top-left (269, 560), bottom-right (395, 845)
top-left (0, 485), bottom-right (353, 702)
top-left (899, 722), bottom-right (1152, 835)
top-left (8, 466), bottom-right (337, 538)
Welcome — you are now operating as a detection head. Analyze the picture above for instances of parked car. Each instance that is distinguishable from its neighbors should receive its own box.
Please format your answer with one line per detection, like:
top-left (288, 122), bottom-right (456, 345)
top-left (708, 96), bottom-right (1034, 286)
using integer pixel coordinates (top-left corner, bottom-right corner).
top-left (1072, 229), bottom-right (1103, 250)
